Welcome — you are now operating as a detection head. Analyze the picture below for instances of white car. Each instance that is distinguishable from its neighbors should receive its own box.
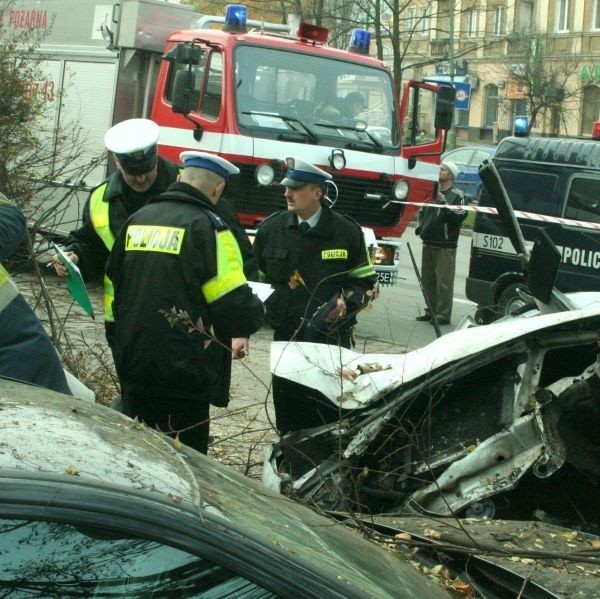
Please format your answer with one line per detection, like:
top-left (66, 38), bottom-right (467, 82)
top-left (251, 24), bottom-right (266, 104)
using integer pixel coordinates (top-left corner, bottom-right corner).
top-left (263, 160), bottom-right (600, 535)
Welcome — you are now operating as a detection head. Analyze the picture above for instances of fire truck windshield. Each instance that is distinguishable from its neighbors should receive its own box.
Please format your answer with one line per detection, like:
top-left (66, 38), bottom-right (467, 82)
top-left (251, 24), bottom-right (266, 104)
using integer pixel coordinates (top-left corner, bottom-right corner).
top-left (235, 45), bottom-right (397, 149)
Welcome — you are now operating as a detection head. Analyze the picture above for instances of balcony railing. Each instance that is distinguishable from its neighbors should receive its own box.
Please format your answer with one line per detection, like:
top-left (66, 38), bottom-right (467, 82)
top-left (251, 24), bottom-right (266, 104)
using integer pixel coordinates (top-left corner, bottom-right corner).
top-left (430, 38), bottom-right (449, 57)
top-left (506, 37), bottom-right (528, 55)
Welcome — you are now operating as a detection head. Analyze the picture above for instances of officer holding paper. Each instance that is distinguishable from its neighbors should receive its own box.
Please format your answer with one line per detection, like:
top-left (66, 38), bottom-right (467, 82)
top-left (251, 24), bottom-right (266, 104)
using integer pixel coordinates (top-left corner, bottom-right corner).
top-left (253, 157), bottom-right (377, 433)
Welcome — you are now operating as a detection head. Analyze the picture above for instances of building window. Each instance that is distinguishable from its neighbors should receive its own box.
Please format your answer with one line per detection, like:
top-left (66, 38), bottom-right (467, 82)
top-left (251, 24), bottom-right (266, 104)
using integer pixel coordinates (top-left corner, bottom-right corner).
top-left (419, 8), bottom-right (429, 33)
top-left (593, 0), bottom-right (600, 30)
top-left (484, 84), bottom-right (499, 127)
top-left (512, 99), bottom-right (528, 121)
top-left (407, 7), bottom-right (417, 32)
top-left (493, 6), bottom-right (505, 36)
top-left (581, 85), bottom-right (600, 135)
top-left (456, 107), bottom-right (470, 127)
top-left (517, 1), bottom-right (534, 31)
top-left (555, 0), bottom-right (569, 32)
top-left (467, 9), bottom-right (477, 37)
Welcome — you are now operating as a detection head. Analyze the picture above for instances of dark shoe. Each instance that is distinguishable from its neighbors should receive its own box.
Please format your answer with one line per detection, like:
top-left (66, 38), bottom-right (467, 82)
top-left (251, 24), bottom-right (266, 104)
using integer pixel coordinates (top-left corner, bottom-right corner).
top-left (416, 314), bottom-right (431, 322)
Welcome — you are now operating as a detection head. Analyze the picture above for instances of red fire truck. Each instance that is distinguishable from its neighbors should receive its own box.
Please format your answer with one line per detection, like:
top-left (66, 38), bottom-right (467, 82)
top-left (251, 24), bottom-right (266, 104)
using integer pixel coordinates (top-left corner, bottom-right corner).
top-left (151, 6), bottom-right (453, 284)
top-left (10, 0), bottom-right (453, 284)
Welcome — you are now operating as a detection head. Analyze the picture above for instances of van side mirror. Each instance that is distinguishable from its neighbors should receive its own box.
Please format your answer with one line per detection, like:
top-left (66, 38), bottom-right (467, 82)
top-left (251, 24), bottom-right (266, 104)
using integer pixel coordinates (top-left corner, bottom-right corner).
top-left (434, 85), bottom-right (455, 131)
top-left (171, 70), bottom-right (196, 115)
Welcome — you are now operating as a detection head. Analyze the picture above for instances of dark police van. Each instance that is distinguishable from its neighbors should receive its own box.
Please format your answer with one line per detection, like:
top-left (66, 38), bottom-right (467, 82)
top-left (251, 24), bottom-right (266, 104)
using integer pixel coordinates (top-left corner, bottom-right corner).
top-left (466, 135), bottom-right (600, 323)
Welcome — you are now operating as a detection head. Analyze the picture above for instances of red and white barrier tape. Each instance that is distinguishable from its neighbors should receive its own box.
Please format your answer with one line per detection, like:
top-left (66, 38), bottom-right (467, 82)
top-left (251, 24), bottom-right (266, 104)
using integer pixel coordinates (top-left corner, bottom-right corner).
top-left (396, 201), bottom-right (600, 232)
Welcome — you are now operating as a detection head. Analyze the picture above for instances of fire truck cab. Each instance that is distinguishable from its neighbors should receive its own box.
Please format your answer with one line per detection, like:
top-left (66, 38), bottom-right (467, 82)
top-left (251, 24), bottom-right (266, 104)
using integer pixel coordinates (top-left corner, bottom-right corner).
top-left (151, 5), bottom-right (454, 285)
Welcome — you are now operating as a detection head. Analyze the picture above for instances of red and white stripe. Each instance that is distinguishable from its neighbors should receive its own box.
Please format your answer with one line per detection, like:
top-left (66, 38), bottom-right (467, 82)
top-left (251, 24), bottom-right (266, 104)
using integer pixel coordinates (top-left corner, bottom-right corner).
top-left (398, 201), bottom-right (600, 232)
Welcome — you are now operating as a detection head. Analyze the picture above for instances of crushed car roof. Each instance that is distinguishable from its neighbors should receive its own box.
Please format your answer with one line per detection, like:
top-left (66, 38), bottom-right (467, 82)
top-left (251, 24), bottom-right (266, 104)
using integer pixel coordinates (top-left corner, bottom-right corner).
top-left (271, 299), bottom-right (600, 409)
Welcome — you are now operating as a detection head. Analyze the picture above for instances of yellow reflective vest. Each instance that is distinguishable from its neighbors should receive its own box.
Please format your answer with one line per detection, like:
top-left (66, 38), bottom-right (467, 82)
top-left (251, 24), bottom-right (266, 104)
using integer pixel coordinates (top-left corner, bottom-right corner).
top-left (89, 183), bottom-right (117, 322)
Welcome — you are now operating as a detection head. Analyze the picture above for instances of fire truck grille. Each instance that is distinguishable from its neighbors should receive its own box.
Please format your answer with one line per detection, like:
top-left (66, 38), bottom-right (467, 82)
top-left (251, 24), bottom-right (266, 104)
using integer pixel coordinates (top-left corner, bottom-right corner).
top-left (232, 166), bottom-right (402, 228)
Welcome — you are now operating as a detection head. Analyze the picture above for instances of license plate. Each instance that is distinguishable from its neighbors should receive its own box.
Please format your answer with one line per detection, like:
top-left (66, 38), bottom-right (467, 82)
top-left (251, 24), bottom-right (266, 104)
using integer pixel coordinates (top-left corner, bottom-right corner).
top-left (376, 270), bottom-right (396, 286)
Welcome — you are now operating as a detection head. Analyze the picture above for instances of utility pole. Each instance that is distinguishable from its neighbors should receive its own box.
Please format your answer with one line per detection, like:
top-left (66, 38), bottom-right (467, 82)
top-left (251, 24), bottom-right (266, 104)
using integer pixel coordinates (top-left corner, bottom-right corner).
top-left (446, 0), bottom-right (457, 149)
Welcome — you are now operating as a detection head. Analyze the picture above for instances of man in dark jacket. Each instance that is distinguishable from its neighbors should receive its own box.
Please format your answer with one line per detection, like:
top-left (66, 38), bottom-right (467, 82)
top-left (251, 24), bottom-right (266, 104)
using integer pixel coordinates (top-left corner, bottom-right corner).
top-left (415, 161), bottom-right (466, 326)
top-left (52, 119), bottom-right (179, 349)
top-left (53, 119), bottom-right (257, 347)
top-left (0, 195), bottom-right (71, 394)
top-left (106, 151), bottom-right (264, 454)
top-left (253, 157), bottom-right (377, 433)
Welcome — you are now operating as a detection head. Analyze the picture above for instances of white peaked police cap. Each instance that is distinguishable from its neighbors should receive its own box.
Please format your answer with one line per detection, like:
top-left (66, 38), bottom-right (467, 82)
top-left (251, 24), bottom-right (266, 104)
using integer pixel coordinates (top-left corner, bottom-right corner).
top-left (180, 151), bottom-right (240, 178)
top-left (104, 119), bottom-right (160, 175)
top-left (104, 118), bottom-right (160, 154)
top-left (281, 157), bottom-right (332, 188)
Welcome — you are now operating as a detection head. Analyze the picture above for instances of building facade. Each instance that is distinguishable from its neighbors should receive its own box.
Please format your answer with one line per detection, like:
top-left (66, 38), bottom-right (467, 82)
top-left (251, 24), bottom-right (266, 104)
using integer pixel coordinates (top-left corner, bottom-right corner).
top-left (392, 0), bottom-right (600, 142)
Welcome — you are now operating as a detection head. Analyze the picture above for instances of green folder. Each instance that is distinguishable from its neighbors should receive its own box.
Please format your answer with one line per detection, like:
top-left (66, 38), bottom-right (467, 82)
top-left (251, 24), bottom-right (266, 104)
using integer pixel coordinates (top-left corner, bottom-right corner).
top-left (51, 243), bottom-right (95, 319)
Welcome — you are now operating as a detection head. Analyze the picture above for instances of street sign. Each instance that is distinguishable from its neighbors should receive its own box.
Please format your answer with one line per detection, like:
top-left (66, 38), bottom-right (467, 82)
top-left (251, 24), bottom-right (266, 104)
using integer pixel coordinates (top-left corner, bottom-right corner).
top-left (453, 81), bottom-right (471, 110)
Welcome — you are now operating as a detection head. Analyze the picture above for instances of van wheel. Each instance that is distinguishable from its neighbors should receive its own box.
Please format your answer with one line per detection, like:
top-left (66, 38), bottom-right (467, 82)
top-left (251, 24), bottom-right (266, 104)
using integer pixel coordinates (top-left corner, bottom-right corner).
top-left (498, 283), bottom-right (530, 317)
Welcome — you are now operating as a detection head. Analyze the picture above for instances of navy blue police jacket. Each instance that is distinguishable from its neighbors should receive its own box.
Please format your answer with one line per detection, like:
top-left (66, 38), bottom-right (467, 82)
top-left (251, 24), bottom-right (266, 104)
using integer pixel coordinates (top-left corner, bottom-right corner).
top-left (106, 182), bottom-right (264, 405)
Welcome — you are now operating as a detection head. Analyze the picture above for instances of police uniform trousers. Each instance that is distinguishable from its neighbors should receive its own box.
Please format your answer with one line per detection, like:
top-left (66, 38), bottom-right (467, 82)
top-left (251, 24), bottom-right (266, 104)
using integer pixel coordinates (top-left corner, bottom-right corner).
top-left (121, 387), bottom-right (210, 454)
top-left (421, 244), bottom-right (457, 322)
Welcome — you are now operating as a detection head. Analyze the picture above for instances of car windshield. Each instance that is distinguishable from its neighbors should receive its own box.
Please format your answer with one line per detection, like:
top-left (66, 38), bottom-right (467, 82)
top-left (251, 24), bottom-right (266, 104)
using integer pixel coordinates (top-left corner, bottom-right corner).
top-left (234, 45), bottom-right (398, 148)
top-left (0, 518), bottom-right (276, 597)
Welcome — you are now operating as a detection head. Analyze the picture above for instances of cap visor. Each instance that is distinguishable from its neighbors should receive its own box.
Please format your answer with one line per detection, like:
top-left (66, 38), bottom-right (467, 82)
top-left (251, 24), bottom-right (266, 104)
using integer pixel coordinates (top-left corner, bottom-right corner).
top-left (280, 177), bottom-right (306, 188)
top-left (118, 156), bottom-right (157, 176)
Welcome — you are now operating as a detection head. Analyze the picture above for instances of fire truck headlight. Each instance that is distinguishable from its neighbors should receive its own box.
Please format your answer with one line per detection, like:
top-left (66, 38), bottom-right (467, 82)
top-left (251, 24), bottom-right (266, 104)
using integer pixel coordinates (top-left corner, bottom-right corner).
top-left (393, 179), bottom-right (409, 200)
top-left (370, 243), bottom-right (400, 267)
top-left (370, 245), bottom-right (391, 265)
top-left (329, 149), bottom-right (346, 170)
top-left (256, 163), bottom-right (275, 186)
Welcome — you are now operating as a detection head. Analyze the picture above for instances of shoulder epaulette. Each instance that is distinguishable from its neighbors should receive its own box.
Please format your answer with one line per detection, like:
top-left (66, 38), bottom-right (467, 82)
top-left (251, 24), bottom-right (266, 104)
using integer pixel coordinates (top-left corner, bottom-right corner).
top-left (256, 211), bottom-right (284, 229)
top-left (338, 211), bottom-right (363, 229)
top-left (203, 208), bottom-right (229, 231)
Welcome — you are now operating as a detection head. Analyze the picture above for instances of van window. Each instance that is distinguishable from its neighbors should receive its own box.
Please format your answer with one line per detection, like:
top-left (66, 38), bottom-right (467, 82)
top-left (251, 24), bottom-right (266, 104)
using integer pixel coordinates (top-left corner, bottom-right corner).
top-left (564, 176), bottom-right (600, 224)
top-left (496, 168), bottom-right (560, 215)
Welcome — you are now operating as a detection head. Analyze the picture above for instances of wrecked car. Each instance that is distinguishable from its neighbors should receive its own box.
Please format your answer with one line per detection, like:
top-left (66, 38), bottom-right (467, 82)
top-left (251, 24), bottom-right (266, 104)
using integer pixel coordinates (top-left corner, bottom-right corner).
top-left (263, 161), bottom-right (600, 535)
top-left (0, 376), bottom-right (451, 598)
top-left (264, 298), bottom-right (600, 529)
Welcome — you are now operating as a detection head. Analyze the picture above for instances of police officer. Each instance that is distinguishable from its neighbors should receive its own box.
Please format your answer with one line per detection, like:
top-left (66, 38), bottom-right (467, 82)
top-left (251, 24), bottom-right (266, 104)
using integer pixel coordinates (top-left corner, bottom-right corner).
top-left (52, 118), bottom-right (179, 349)
top-left (1, 194), bottom-right (71, 394)
top-left (253, 157), bottom-right (377, 434)
top-left (106, 151), bottom-right (264, 454)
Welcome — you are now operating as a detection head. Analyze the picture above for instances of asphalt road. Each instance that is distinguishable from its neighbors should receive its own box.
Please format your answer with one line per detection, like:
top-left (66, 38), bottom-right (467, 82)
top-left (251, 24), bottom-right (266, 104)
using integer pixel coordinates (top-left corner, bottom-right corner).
top-left (355, 226), bottom-right (476, 350)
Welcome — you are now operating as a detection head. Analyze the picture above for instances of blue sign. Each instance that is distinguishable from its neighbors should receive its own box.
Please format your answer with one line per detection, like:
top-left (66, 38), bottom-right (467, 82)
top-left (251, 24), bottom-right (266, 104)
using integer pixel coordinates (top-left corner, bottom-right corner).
top-left (453, 81), bottom-right (471, 110)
